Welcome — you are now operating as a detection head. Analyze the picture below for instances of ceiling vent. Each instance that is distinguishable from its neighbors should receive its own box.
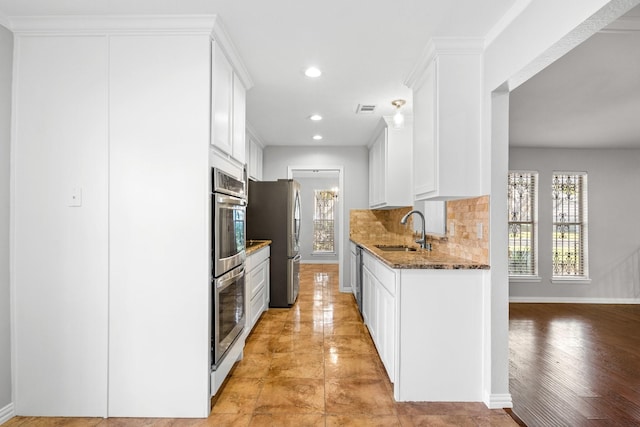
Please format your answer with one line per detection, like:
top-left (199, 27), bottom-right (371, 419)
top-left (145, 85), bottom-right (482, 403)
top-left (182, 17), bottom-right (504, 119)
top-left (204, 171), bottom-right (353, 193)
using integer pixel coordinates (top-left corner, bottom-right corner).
top-left (356, 104), bottom-right (376, 114)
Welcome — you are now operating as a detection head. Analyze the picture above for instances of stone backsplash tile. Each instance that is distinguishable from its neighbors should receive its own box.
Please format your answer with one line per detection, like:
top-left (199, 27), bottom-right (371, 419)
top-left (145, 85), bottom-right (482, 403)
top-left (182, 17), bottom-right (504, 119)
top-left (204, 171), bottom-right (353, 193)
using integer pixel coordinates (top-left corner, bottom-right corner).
top-left (349, 207), bottom-right (414, 246)
top-left (441, 195), bottom-right (489, 264)
top-left (350, 195), bottom-right (489, 265)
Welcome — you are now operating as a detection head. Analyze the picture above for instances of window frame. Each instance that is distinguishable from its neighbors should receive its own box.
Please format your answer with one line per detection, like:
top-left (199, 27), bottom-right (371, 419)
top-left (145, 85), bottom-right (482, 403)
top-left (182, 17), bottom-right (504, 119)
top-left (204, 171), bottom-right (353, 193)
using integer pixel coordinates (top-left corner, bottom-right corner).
top-left (312, 189), bottom-right (337, 255)
top-left (551, 171), bottom-right (589, 281)
top-left (508, 171), bottom-right (539, 280)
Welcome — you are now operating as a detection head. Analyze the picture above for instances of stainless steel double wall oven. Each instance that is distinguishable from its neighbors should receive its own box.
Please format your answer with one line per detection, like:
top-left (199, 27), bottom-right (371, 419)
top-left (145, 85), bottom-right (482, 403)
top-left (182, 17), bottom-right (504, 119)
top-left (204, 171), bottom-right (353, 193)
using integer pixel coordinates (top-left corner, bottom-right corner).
top-left (211, 168), bottom-right (246, 369)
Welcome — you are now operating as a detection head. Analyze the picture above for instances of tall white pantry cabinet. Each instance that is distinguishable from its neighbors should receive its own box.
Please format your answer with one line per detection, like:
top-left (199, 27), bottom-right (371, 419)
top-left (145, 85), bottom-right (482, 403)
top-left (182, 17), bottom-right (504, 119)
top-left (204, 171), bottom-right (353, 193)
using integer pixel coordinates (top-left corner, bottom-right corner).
top-left (10, 16), bottom-right (250, 418)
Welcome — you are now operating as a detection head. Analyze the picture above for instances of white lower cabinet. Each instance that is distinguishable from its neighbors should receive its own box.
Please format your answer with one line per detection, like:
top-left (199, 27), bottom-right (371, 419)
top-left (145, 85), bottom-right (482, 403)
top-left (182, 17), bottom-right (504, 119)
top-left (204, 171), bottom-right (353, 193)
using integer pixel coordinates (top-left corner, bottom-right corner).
top-left (245, 246), bottom-right (270, 334)
top-left (349, 242), bottom-right (357, 295)
top-left (362, 251), bottom-right (396, 382)
top-left (361, 250), bottom-right (484, 402)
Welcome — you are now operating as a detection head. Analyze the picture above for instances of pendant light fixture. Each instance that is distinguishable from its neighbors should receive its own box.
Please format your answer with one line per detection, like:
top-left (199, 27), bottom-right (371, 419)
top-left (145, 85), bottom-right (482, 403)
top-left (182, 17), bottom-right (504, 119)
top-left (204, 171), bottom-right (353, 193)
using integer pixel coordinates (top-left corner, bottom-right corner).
top-left (391, 99), bottom-right (406, 128)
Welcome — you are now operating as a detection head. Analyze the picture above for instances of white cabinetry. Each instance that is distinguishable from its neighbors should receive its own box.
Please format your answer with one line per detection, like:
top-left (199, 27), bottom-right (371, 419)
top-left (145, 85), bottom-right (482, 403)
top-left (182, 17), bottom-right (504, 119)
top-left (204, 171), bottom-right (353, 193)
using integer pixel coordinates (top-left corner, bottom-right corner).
top-left (362, 251), bottom-right (397, 382)
top-left (349, 242), bottom-right (357, 295)
top-left (12, 34), bottom-right (110, 417)
top-left (360, 248), bottom-right (484, 402)
top-left (211, 42), bottom-right (234, 156)
top-left (368, 117), bottom-right (413, 209)
top-left (210, 40), bottom-right (252, 178)
top-left (108, 34), bottom-right (211, 417)
top-left (245, 246), bottom-right (270, 333)
top-left (408, 39), bottom-right (483, 200)
top-left (246, 127), bottom-right (264, 181)
top-left (11, 16), bottom-right (251, 419)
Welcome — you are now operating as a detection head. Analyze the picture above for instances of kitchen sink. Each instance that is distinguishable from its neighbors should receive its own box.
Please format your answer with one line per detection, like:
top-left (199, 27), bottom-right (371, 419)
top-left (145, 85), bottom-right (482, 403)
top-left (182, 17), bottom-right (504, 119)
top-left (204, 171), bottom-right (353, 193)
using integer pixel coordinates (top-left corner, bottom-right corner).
top-left (374, 245), bottom-right (418, 252)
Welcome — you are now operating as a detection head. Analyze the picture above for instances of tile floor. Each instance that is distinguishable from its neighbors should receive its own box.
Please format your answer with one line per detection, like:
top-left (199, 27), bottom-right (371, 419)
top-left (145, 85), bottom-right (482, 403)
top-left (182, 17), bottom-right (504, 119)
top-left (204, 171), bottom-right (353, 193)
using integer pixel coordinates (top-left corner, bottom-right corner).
top-left (3, 264), bottom-right (518, 427)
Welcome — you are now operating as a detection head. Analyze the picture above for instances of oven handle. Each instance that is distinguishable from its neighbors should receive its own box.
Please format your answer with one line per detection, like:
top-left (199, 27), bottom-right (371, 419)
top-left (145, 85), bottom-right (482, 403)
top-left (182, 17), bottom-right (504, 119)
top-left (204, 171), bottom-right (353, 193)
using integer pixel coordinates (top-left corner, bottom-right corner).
top-left (293, 254), bottom-right (302, 263)
top-left (215, 266), bottom-right (245, 290)
top-left (215, 194), bottom-right (246, 206)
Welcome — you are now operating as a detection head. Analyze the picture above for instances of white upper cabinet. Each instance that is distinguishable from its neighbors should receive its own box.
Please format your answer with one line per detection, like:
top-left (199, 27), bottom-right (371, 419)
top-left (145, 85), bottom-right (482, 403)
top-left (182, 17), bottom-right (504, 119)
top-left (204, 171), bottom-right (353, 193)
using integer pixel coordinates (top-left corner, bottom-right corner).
top-left (211, 42), bottom-right (234, 157)
top-left (232, 73), bottom-right (246, 164)
top-left (246, 125), bottom-right (264, 181)
top-left (368, 117), bottom-right (413, 209)
top-left (210, 29), bottom-right (253, 178)
top-left (407, 39), bottom-right (483, 201)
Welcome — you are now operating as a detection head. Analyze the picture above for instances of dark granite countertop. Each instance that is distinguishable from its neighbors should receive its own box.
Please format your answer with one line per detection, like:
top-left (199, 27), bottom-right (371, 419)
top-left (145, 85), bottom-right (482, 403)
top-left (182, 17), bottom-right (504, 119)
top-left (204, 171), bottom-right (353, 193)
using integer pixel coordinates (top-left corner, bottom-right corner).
top-left (246, 240), bottom-right (271, 255)
top-left (351, 238), bottom-right (490, 270)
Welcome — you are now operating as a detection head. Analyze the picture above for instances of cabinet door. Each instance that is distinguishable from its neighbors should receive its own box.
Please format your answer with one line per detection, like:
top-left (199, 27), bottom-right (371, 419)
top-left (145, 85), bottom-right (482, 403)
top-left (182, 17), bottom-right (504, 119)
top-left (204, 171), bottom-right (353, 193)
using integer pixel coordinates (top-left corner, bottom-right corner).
top-left (247, 137), bottom-right (263, 181)
top-left (368, 131), bottom-right (386, 208)
top-left (232, 73), bottom-right (246, 163)
top-left (13, 35), bottom-right (110, 417)
top-left (109, 34), bottom-right (211, 417)
top-left (350, 246), bottom-right (356, 295)
top-left (248, 259), bottom-right (269, 330)
top-left (413, 59), bottom-right (437, 199)
top-left (256, 144), bottom-right (263, 181)
top-left (378, 284), bottom-right (396, 382)
top-left (211, 42), bottom-right (234, 155)
top-left (362, 265), bottom-right (372, 328)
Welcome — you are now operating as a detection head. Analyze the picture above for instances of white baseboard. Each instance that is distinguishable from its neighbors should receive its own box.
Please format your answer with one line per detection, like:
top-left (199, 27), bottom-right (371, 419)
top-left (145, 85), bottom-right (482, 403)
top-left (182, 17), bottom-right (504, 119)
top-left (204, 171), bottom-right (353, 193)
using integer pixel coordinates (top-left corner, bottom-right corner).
top-left (0, 402), bottom-right (15, 424)
top-left (484, 393), bottom-right (513, 409)
top-left (510, 296), bottom-right (640, 304)
top-left (300, 260), bottom-right (339, 265)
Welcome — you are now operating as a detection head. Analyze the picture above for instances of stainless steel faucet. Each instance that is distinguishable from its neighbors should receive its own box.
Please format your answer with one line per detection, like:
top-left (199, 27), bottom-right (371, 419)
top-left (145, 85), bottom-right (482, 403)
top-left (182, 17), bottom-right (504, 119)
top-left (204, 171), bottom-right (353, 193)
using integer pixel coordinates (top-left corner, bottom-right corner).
top-left (400, 210), bottom-right (431, 250)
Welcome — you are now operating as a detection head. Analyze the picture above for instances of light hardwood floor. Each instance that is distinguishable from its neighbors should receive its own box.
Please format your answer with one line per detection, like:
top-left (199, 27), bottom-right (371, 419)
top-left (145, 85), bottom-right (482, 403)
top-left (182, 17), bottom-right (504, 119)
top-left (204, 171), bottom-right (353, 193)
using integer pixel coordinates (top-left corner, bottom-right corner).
top-left (4, 264), bottom-right (517, 426)
top-left (510, 303), bottom-right (640, 426)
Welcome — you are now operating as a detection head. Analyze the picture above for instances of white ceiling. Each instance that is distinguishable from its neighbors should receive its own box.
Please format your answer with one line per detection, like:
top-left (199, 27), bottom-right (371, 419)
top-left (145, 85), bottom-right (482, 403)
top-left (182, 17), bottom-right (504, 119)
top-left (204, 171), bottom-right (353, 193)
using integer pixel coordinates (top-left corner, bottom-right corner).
top-left (509, 4), bottom-right (640, 149)
top-left (0, 0), bottom-right (517, 147)
top-left (2, 1), bottom-right (636, 149)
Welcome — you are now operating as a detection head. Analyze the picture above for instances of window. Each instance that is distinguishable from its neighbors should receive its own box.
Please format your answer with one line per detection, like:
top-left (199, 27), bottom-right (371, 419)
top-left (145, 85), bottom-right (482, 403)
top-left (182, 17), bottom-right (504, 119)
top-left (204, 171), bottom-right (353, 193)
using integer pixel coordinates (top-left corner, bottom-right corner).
top-left (508, 172), bottom-right (538, 277)
top-left (313, 190), bottom-right (337, 253)
top-left (551, 172), bottom-right (588, 278)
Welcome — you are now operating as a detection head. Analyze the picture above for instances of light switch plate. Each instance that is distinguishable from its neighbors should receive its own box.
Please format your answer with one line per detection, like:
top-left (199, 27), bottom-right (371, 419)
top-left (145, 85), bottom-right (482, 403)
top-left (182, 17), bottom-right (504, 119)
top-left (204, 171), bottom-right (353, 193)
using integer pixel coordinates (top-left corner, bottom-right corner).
top-left (68, 187), bottom-right (82, 207)
top-left (476, 222), bottom-right (483, 239)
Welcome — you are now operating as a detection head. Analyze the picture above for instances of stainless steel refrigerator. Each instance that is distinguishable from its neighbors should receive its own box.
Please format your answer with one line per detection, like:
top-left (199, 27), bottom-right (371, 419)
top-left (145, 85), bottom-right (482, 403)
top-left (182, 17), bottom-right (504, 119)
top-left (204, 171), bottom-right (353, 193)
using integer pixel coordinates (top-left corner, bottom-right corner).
top-left (247, 179), bottom-right (301, 307)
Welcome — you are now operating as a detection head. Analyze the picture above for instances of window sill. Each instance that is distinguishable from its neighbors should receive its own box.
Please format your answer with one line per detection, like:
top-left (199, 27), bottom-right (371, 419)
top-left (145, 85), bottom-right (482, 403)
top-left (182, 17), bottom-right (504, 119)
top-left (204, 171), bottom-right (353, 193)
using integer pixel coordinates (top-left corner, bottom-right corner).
top-left (551, 277), bottom-right (591, 285)
top-left (509, 276), bottom-right (542, 284)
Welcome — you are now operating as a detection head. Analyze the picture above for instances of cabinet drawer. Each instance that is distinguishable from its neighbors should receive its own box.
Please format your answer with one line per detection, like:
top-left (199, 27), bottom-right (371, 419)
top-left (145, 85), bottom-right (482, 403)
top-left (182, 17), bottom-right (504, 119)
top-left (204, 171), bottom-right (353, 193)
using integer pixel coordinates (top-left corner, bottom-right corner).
top-left (250, 287), bottom-right (265, 327)
top-left (363, 251), bottom-right (396, 296)
top-left (248, 260), bottom-right (268, 299)
top-left (246, 246), bottom-right (270, 271)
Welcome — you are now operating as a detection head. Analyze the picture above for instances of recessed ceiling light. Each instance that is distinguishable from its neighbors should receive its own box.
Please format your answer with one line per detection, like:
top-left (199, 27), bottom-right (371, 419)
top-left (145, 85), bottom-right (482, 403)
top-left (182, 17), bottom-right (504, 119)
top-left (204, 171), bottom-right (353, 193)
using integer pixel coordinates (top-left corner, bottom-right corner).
top-left (309, 114), bottom-right (323, 121)
top-left (312, 135), bottom-right (323, 140)
top-left (304, 67), bottom-right (322, 78)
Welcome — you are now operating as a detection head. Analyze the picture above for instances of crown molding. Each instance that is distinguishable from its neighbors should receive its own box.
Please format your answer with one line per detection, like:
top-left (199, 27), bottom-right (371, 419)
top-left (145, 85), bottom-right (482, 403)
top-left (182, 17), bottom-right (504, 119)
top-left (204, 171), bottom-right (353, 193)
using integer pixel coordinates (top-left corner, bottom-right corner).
top-left (7, 14), bottom-right (254, 90)
top-left (9, 14), bottom-right (218, 35)
top-left (404, 37), bottom-right (484, 89)
top-left (211, 17), bottom-right (253, 90)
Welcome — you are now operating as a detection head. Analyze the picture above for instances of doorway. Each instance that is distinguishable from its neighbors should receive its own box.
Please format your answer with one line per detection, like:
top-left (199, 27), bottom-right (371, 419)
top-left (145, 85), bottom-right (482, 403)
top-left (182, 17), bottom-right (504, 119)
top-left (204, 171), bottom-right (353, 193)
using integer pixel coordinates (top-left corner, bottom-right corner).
top-left (288, 166), bottom-right (345, 290)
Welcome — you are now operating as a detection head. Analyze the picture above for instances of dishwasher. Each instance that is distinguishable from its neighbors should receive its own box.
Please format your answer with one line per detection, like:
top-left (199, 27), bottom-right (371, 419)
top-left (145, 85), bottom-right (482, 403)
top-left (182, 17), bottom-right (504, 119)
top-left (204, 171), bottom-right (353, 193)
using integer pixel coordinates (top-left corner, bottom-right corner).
top-left (355, 245), bottom-right (363, 315)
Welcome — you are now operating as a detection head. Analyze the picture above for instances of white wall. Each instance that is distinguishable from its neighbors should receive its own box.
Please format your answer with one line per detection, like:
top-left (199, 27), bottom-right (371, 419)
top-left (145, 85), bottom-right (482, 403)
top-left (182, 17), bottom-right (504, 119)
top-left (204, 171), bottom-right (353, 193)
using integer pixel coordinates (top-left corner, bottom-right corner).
top-left (0, 24), bottom-right (13, 415)
top-left (263, 146), bottom-right (369, 290)
top-left (509, 147), bottom-right (640, 301)
top-left (294, 176), bottom-right (340, 263)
